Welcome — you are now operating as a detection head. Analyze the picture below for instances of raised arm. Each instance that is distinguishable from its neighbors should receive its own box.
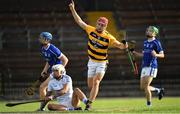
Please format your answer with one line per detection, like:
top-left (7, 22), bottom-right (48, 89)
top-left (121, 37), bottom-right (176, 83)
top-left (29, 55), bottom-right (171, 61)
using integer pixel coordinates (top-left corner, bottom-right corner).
top-left (112, 40), bottom-right (128, 50)
top-left (69, 0), bottom-right (87, 30)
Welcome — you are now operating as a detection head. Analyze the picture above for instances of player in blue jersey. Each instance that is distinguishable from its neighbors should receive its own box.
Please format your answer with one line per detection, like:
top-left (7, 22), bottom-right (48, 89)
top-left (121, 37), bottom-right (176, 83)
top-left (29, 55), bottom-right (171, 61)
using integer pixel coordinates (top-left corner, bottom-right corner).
top-left (132, 26), bottom-right (165, 106)
top-left (38, 32), bottom-right (68, 110)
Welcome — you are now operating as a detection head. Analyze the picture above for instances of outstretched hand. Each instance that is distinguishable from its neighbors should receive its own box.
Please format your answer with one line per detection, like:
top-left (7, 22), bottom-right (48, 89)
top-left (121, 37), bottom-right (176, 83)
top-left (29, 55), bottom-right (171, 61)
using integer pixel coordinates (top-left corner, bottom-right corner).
top-left (69, 0), bottom-right (75, 10)
top-left (121, 40), bottom-right (128, 49)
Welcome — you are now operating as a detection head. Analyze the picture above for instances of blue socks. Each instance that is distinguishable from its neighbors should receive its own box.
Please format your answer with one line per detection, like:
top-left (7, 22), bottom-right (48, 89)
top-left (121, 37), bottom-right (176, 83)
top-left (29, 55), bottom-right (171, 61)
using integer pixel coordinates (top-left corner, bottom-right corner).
top-left (82, 98), bottom-right (88, 104)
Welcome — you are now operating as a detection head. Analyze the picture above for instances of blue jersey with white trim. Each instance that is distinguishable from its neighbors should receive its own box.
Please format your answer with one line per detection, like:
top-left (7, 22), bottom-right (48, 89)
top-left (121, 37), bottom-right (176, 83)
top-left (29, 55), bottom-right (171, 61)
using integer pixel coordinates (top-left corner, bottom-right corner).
top-left (142, 38), bottom-right (163, 68)
top-left (41, 44), bottom-right (62, 70)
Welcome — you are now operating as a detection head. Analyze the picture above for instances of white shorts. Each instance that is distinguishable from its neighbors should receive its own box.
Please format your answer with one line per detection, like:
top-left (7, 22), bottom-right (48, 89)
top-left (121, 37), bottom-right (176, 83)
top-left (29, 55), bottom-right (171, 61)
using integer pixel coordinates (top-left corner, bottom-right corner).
top-left (141, 67), bottom-right (158, 78)
top-left (87, 59), bottom-right (107, 78)
top-left (57, 96), bottom-right (73, 109)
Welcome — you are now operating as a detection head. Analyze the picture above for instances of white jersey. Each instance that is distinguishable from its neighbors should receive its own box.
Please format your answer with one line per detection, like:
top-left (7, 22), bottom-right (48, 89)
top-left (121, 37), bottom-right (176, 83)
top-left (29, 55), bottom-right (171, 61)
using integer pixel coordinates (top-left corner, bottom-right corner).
top-left (48, 74), bottom-right (73, 103)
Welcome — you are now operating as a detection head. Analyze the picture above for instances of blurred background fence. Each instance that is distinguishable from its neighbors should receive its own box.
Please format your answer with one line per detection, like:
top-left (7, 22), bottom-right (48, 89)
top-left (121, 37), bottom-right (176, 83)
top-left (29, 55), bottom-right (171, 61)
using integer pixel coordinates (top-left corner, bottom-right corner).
top-left (0, 0), bottom-right (180, 100)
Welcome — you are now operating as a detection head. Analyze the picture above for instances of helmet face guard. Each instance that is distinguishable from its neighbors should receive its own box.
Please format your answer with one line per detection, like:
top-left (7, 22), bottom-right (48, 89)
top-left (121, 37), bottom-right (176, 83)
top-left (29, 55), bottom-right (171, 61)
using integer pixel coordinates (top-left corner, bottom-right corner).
top-left (52, 64), bottom-right (65, 80)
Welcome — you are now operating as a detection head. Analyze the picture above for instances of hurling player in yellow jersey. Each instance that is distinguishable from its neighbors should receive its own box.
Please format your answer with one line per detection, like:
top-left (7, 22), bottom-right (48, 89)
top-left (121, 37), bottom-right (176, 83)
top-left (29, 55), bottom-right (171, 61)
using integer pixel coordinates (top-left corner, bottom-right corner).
top-left (69, 0), bottom-right (128, 110)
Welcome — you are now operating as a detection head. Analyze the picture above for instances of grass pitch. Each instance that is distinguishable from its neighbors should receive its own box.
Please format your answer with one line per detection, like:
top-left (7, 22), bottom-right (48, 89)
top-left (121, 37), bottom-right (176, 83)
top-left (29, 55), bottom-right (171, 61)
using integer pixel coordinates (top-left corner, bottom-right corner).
top-left (0, 97), bottom-right (180, 114)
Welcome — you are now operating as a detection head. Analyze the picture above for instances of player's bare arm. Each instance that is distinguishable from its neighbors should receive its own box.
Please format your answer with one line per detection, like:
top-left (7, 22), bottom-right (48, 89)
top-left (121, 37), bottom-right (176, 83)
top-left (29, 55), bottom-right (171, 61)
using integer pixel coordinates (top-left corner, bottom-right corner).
top-left (152, 50), bottom-right (165, 58)
top-left (44, 91), bottom-right (53, 101)
top-left (112, 40), bottom-right (128, 49)
top-left (54, 84), bottom-right (69, 98)
top-left (41, 62), bottom-right (50, 76)
top-left (39, 91), bottom-right (53, 110)
top-left (133, 51), bottom-right (143, 57)
top-left (69, 0), bottom-right (87, 30)
top-left (58, 53), bottom-right (68, 67)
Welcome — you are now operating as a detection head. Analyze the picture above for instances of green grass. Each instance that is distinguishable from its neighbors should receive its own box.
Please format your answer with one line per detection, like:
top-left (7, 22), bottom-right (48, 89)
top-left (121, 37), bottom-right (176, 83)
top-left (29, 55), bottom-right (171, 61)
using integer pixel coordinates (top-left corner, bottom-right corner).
top-left (0, 97), bottom-right (180, 114)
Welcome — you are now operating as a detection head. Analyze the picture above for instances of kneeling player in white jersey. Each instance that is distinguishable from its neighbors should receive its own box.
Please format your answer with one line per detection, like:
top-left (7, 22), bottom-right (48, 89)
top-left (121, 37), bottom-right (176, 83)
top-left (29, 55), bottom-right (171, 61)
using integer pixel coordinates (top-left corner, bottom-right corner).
top-left (39, 64), bottom-right (88, 111)
top-left (132, 26), bottom-right (165, 106)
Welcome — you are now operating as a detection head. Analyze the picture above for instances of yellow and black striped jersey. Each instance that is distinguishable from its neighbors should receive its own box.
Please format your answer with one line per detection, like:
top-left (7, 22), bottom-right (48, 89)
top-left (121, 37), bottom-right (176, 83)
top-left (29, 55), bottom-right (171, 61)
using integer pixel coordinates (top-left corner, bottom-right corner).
top-left (85, 25), bottom-right (117, 62)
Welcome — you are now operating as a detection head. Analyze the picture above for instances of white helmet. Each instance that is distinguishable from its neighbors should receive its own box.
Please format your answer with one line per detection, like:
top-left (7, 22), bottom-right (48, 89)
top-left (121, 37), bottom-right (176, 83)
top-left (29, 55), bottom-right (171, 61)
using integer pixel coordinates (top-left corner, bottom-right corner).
top-left (52, 64), bottom-right (65, 73)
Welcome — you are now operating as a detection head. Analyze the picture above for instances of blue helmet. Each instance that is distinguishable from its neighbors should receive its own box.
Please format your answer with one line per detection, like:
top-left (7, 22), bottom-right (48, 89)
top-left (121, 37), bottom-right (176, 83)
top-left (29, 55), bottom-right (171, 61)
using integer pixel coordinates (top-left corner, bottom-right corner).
top-left (40, 32), bottom-right (52, 40)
